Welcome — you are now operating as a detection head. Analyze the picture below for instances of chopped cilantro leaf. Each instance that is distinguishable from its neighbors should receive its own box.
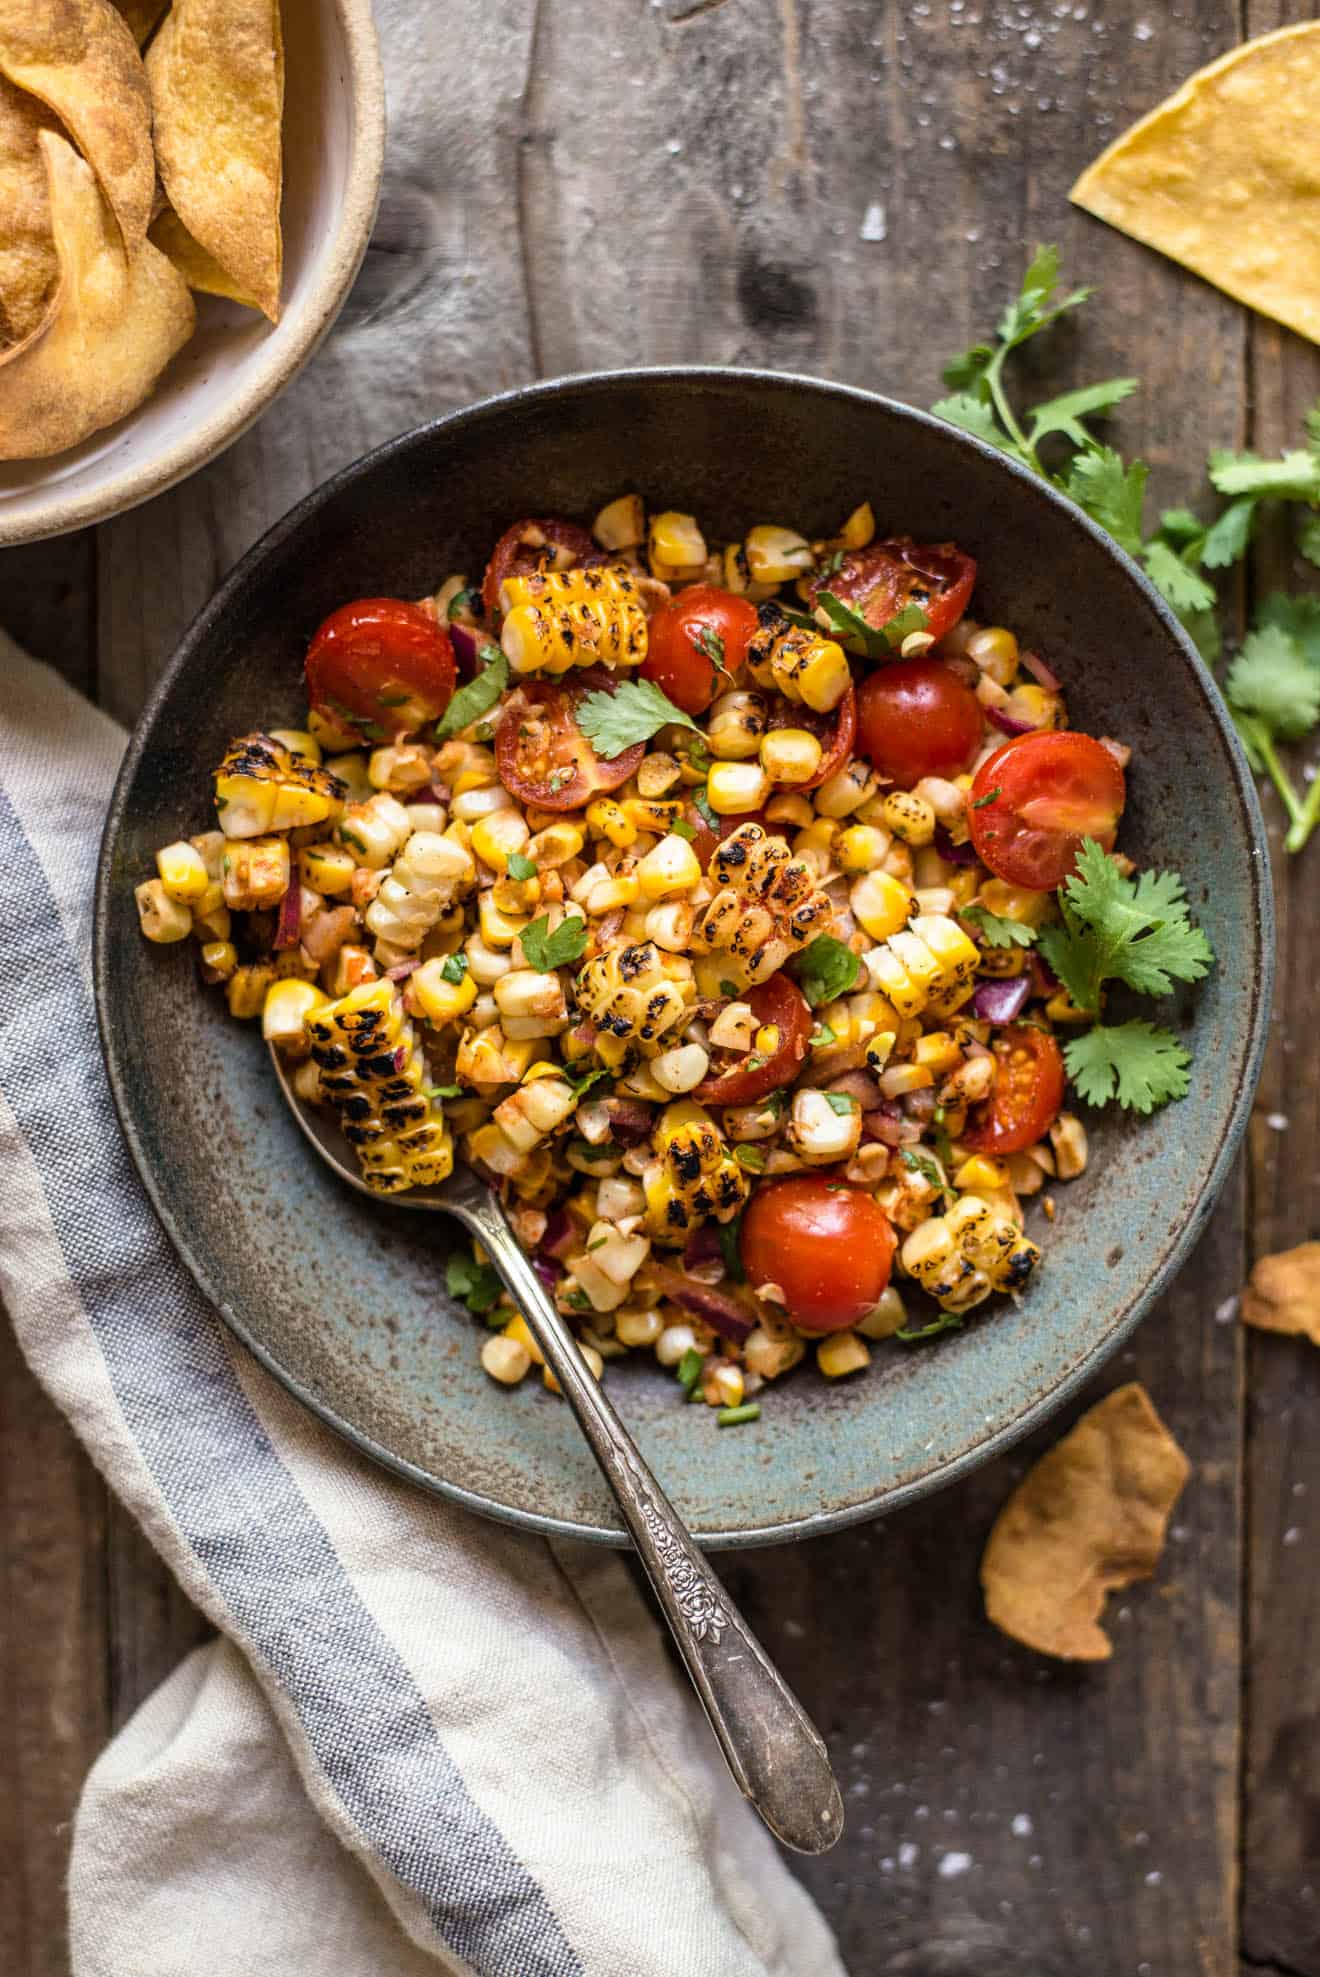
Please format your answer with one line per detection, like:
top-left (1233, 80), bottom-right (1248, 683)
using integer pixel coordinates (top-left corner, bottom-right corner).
top-left (506, 851), bottom-right (538, 881)
top-left (672, 818), bottom-right (698, 841)
top-left (960, 903), bottom-right (1036, 949)
top-left (440, 952), bottom-right (468, 986)
top-left (433, 645), bottom-right (508, 741)
top-left (575, 679), bottom-right (699, 755)
top-left (788, 933), bottom-right (860, 1008)
top-left (717, 1216), bottom-right (744, 1283)
top-left (520, 913), bottom-right (588, 972)
top-left (677, 1346), bottom-right (704, 1393)
top-left (824, 1091), bottom-right (858, 1116)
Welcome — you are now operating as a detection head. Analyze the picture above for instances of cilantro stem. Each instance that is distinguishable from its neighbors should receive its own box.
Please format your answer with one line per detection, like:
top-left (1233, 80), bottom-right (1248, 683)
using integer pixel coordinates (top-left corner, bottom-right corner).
top-left (1252, 725), bottom-right (1309, 840)
top-left (985, 349), bottom-right (1039, 472)
top-left (1284, 760), bottom-right (1320, 853)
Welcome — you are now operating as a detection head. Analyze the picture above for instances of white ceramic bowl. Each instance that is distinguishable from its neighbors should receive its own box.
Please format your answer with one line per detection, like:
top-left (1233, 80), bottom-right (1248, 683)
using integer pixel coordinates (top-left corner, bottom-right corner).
top-left (0, 0), bottom-right (385, 547)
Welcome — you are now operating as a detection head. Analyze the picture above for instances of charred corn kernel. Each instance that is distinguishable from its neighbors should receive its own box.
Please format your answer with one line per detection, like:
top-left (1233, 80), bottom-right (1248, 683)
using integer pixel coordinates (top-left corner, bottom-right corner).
top-left (615, 1305), bottom-right (663, 1350)
top-left (200, 938), bottom-right (237, 980)
top-left (644, 900), bottom-right (695, 952)
top-left (698, 820), bottom-right (834, 984)
top-left (493, 970), bottom-right (569, 1039)
top-left (817, 1330), bottom-right (870, 1379)
top-left (1003, 682), bottom-right (1063, 731)
top-left (636, 752), bottom-right (682, 798)
top-left (135, 878), bottom-right (191, 943)
top-left (637, 833), bottom-right (702, 901)
top-left (262, 978), bottom-right (327, 1051)
top-left (325, 945), bottom-right (377, 997)
top-left (790, 1088), bottom-right (862, 1164)
top-left (500, 1310), bottom-right (545, 1367)
top-left (493, 1074), bottom-right (576, 1152)
top-left (880, 789), bottom-right (936, 847)
top-left (291, 1058), bottom-right (323, 1105)
top-left (365, 832), bottom-right (476, 958)
top-left (478, 893), bottom-right (529, 949)
top-left (980, 878), bottom-right (1052, 928)
top-left (470, 809), bottom-right (531, 872)
top-left (456, 1023), bottom-right (534, 1086)
top-left (222, 836), bottom-right (290, 911)
top-left (878, 1062), bottom-right (933, 1099)
top-left (693, 951), bottom-right (738, 999)
top-left (226, 961), bottom-right (276, 1019)
top-left (621, 797), bottom-right (681, 835)
top-left (814, 759), bottom-right (878, 818)
top-left (188, 831), bottom-right (227, 882)
top-left (367, 744), bottom-right (431, 794)
top-left (849, 870), bottom-right (912, 942)
top-left (451, 786), bottom-right (514, 826)
top-left (155, 840), bottom-right (209, 904)
top-left (193, 885), bottom-right (228, 935)
top-left (706, 689), bottom-right (768, 761)
top-left (481, 1335), bottom-right (530, 1385)
top-left (839, 500), bottom-right (875, 550)
top-left (1046, 988), bottom-right (1093, 1025)
top-left (760, 728), bottom-right (823, 785)
top-left (306, 978), bottom-right (453, 1192)
top-left (298, 842), bottom-right (356, 896)
top-left (408, 957), bottom-right (479, 1026)
top-left (576, 940), bottom-right (691, 1048)
top-left (753, 1025), bottom-right (780, 1058)
top-left (746, 603), bottom-right (850, 713)
top-left (1049, 1112), bottom-right (1088, 1179)
top-left (645, 1099), bottom-right (749, 1236)
top-left (902, 1194), bottom-right (1039, 1308)
top-left (721, 540), bottom-right (777, 601)
top-left (745, 524), bottom-right (813, 584)
top-left (307, 706), bottom-right (361, 753)
top-left (337, 791), bottom-right (413, 870)
top-left (593, 492), bottom-right (645, 551)
top-left (586, 798), bottom-right (636, 849)
top-left (466, 1121), bottom-right (522, 1176)
top-left (706, 761), bottom-right (771, 814)
top-left (325, 751), bottom-right (373, 802)
top-left (864, 1028), bottom-right (898, 1070)
top-left (900, 630), bottom-right (936, 657)
top-left (214, 733), bottom-right (346, 839)
top-left (954, 1153), bottom-right (1010, 1193)
top-left (766, 793), bottom-right (814, 829)
top-left (526, 821), bottom-right (585, 867)
top-left (857, 1286), bottom-right (907, 1340)
top-left (836, 825), bottom-right (890, 874)
top-left (966, 625), bottom-right (1019, 686)
top-left (585, 874), bottom-right (640, 915)
top-left (704, 1362), bottom-right (745, 1410)
top-left (648, 510), bottom-right (707, 580)
top-left (914, 1030), bottom-right (962, 1076)
top-left (651, 1043), bottom-right (710, 1094)
top-left (500, 565), bottom-right (647, 675)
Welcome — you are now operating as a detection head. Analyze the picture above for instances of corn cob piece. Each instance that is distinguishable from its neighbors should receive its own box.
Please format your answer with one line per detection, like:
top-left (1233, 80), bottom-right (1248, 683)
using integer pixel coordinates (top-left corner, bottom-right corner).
top-left (364, 831), bottom-right (476, 959)
top-left (695, 820), bottom-right (834, 987)
top-left (745, 602), bottom-right (850, 714)
top-left (643, 1100), bottom-right (750, 1239)
top-left (575, 939), bottom-right (693, 1048)
top-left (499, 565), bottom-right (648, 676)
top-left (214, 734), bottom-right (346, 839)
top-left (860, 913), bottom-right (979, 1020)
top-left (899, 1194), bottom-right (1041, 1311)
top-left (305, 979), bottom-right (452, 1194)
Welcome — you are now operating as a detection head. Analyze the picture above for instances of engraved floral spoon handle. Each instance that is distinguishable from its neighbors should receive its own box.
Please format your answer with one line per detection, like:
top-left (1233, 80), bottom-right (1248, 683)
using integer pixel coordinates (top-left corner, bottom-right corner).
top-left (453, 1179), bottom-right (844, 1855)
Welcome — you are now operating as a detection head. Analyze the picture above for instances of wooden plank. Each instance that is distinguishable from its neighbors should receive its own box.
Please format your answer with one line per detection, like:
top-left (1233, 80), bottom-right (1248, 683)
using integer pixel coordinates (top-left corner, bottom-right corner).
top-left (0, 1306), bottom-right (109, 1977)
top-left (1240, 1), bottom-right (1320, 1967)
top-left (0, 531), bottom-right (96, 693)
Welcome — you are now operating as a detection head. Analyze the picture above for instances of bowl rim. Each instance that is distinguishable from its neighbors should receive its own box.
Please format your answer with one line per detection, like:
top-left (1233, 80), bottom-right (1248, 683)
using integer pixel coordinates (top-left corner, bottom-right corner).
top-left (0, 0), bottom-right (386, 550)
top-left (95, 365), bottom-right (1275, 1548)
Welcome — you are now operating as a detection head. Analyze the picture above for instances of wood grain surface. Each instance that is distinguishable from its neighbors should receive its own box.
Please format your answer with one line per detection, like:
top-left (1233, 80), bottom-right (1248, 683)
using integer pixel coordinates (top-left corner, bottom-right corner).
top-left (3, 0), bottom-right (1318, 1971)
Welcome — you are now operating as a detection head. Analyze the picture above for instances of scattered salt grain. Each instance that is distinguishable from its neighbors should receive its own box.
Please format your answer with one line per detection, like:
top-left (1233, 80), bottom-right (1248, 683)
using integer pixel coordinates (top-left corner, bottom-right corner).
top-left (860, 202), bottom-right (887, 242)
top-left (938, 1851), bottom-right (973, 1879)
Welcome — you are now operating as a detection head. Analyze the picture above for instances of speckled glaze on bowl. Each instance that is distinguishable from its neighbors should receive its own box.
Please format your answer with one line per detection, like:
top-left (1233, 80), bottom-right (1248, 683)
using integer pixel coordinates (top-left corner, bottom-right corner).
top-left (94, 370), bottom-right (1272, 1548)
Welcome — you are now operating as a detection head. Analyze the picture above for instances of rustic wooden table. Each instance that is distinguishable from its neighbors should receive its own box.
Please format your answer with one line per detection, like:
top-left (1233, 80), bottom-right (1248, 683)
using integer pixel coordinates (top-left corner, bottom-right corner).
top-left (3, 0), bottom-right (1318, 1970)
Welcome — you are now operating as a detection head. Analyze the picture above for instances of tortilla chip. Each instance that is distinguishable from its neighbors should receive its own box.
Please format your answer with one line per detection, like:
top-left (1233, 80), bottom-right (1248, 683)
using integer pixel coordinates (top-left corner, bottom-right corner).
top-left (146, 0), bottom-right (283, 323)
top-left (1241, 1242), bottom-right (1320, 1345)
top-left (0, 128), bottom-right (193, 458)
top-left (149, 202), bottom-right (263, 310)
top-left (0, 75), bottom-right (58, 354)
top-left (981, 1383), bottom-right (1189, 1662)
top-left (113, 0), bottom-right (169, 46)
top-left (0, 0), bottom-right (154, 250)
top-left (1071, 23), bottom-right (1320, 348)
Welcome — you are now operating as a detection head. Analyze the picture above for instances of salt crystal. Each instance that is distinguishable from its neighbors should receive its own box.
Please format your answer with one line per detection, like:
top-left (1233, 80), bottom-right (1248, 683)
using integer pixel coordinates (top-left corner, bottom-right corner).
top-left (860, 202), bottom-right (888, 242)
top-left (1012, 1813), bottom-right (1034, 1837)
top-left (939, 1851), bottom-right (974, 1878)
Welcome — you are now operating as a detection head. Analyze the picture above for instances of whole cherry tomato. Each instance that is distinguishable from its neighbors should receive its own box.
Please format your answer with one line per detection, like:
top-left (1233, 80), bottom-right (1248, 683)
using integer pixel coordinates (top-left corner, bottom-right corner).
top-left (968, 731), bottom-right (1126, 891)
top-left (855, 658), bottom-right (982, 783)
top-left (481, 516), bottom-right (597, 622)
top-left (765, 683), bottom-right (857, 791)
top-left (642, 585), bottom-right (759, 715)
top-left (962, 1024), bottom-right (1066, 1155)
top-left (305, 599), bottom-right (457, 739)
top-left (696, 972), bottom-right (812, 1108)
top-left (740, 1177), bottom-right (897, 1334)
top-left (814, 537), bottom-right (976, 643)
top-left (495, 671), bottom-right (643, 812)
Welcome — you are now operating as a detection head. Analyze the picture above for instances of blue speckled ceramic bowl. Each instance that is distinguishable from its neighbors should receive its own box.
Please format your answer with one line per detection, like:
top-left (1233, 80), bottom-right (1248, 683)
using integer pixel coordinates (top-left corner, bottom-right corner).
top-left (95, 369), bottom-right (1272, 1547)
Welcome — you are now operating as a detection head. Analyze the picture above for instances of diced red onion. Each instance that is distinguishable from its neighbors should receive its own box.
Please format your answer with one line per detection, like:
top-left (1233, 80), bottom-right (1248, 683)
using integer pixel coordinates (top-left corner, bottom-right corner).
top-left (683, 1226), bottom-right (723, 1271)
top-left (273, 881), bottom-right (302, 950)
top-left (428, 782), bottom-right (452, 804)
top-left (650, 1265), bottom-right (754, 1344)
top-left (970, 974), bottom-right (1032, 1024)
top-left (539, 1207), bottom-right (576, 1260)
top-left (987, 707), bottom-right (1034, 738)
top-left (1020, 649), bottom-right (1062, 691)
top-left (385, 959), bottom-right (419, 981)
top-left (945, 653), bottom-right (980, 687)
top-left (934, 824), bottom-right (978, 866)
top-left (1031, 952), bottom-right (1060, 996)
top-left (861, 1101), bottom-right (906, 1147)
top-left (532, 1256), bottom-right (560, 1294)
top-left (828, 1069), bottom-right (885, 1109)
top-left (603, 1097), bottom-right (653, 1146)
top-left (392, 1044), bottom-right (408, 1072)
top-left (449, 622), bottom-right (480, 674)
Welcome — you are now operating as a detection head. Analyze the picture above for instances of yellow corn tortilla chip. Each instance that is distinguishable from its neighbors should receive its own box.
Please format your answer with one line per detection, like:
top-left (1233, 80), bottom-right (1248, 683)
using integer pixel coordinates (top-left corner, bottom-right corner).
top-left (981, 1382), bottom-right (1189, 1662)
top-left (146, 0), bottom-right (283, 323)
top-left (0, 75), bottom-right (58, 354)
top-left (149, 202), bottom-right (263, 310)
top-left (0, 128), bottom-right (193, 458)
top-left (113, 0), bottom-right (169, 46)
top-left (1241, 1242), bottom-right (1320, 1345)
top-left (1071, 23), bottom-right (1320, 348)
top-left (0, 0), bottom-right (154, 250)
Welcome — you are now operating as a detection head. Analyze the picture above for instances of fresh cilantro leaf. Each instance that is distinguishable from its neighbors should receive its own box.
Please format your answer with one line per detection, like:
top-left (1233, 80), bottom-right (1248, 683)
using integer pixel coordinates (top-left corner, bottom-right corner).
top-left (694, 624), bottom-right (729, 677)
top-left (1208, 449), bottom-right (1320, 501)
top-left (521, 912), bottom-right (588, 971)
top-left (434, 645), bottom-right (509, 741)
top-left (931, 391), bottom-right (1013, 452)
top-left (787, 933), bottom-right (861, 1008)
top-left (1039, 839), bottom-right (1213, 1011)
top-left (506, 852), bottom-right (538, 881)
top-left (1158, 507), bottom-right (1205, 544)
top-left (1025, 377), bottom-right (1139, 449)
top-left (672, 818), bottom-right (698, 841)
top-left (423, 1083), bottom-right (462, 1099)
top-left (440, 952), bottom-right (468, 986)
top-left (717, 1216), bottom-right (744, 1283)
top-left (1180, 606), bottom-right (1222, 666)
top-left (733, 1143), bottom-right (767, 1173)
top-left (1225, 624), bottom-right (1320, 742)
top-left (1307, 398), bottom-right (1320, 456)
top-left (575, 679), bottom-right (699, 756)
top-left (941, 343), bottom-right (996, 392)
top-left (1199, 495), bottom-right (1257, 569)
top-left (693, 787), bottom-right (718, 829)
top-left (900, 1147), bottom-right (946, 1193)
top-left (719, 978), bottom-right (740, 998)
top-left (825, 1091), bottom-right (858, 1116)
top-left (809, 1022), bottom-right (837, 1048)
top-left (677, 1347), bottom-right (704, 1393)
top-left (1142, 539), bottom-right (1216, 616)
top-left (1297, 513), bottom-right (1320, 569)
top-left (446, 1252), bottom-right (502, 1316)
top-left (997, 244), bottom-right (1091, 345)
top-left (567, 1063), bottom-right (610, 1098)
top-left (1256, 593), bottom-right (1320, 667)
top-left (446, 587), bottom-right (478, 622)
top-left (815, 587), bottom-right (888, 660)
top-left (961, 903), bottom-right (1036, 949)
top-left (882, 602), bottom-right (930, 648)
top-left (896, 1310), bottom-right (964, 1343)
top-left (971, 785), bottom-right (1001, 810)
top-left (1064, 447), bottom-right (1148, 558)
top-left (1062, 1021), bottom-right (1192, 1113)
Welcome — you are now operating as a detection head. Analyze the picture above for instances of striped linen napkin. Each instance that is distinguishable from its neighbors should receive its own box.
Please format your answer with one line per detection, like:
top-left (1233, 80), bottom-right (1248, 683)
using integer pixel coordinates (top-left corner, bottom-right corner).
top-left (0, 639), bottom-right (845, 1977)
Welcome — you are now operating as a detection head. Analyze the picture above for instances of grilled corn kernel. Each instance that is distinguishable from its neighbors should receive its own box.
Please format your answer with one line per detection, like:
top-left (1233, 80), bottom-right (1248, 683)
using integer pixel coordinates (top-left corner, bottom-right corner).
top-left (409, 957), bottom-right (479, 1026)
top-left (1003, 683), bottom-right (1063, 731)
top-left (307, 706), bottom-right (361, 753)
top-left (880, 789), bottom-right (937, 847)
top-left (857, 1286), bottom-right (907, 1339)
top-left (706, 761), bottom-right (771, 814)
top-left (651, 1042), bottom-right (710, 1094)
top-left (637, 833), bottom-right (702, 901)
top-left (585, 874), bottom-right (639, 915)
top-left (913, 1029), bottom-right (962, 1076)
top-left (744, 524), bottom-right (813, 584)
top-left (834, 825), bottom-right (887, 875)
top-left (135, 878), bottom-right (192, 943)
top-left (953, 1153), bottom-right (1010, 1193)
top-left (262, 978), bottom-right (327, 1050)
top-left (1046, 988), bottom-right (1093, 1025)
top-left (707, 690), bottom-right (767, 761)
top-left (593, 492), bottom-right (645, 551)
top-left (838, 500), bottom-right (875, 549)
top-left (765, 793), bottom-right (814, 829)
top-left (214, 733), bottom-right (346, 839)
top-left (155, 840), bottom-right (209, 904)
top-left (746, 605), bottom-right (850, 713)
top-left (199, 939), bottom-right (237, 980)
top-left (221, 836), bottom-right (291, 912)
top-left (760, 728), bottom-right (823, 785)
top-left (481, 1335), bottom-right (531, 1385)
top-left (636, 752), bottom-right (682, 798)
top-left (850, 870), bottom-right (913, 942)
top-left (621, 797), bottom-right (682, 835)
top-left (648, 510), bottom-right (707, 580)
top-left (478, 893), bottom-right (529, 949)
top-left (501, 1311), bottom-right (545, 1366)
top-left (500, 566), bottom-right (647, 675)
top-left (586, 798), bottom-right (636, 849)
top-left (470, 809), bottom-right (531, 872)
top-left (816, 1331), bottom-right (870, 1379)
top-left (367, 744), bottom-right (431, 793)
top-left (1049, 1112), bottom-right (1088, 1180)
top-left (979, 878), bottom-right (1053, 929)
top-left (814, 759), bottom-right (877, 818)
top-left (966, 626), bottom-right (1019, 686)
top-left (298, 842), bottom-right (356, 896)
top-left (226, 962), bottom-right (277, 1019)
top-left (526, 821), bottom-right (585, 868)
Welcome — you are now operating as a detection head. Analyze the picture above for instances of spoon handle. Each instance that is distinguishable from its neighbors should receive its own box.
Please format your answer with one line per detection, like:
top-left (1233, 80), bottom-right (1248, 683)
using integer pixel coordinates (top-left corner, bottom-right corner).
top-left (456, 1189), bottom-right (843, 1856)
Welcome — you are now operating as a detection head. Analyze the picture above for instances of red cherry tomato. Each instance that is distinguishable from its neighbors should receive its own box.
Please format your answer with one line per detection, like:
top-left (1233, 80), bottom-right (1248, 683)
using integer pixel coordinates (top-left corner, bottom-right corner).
top-left (481, 517), bottom-right (597, 622)
top-left (305, 599), bottom-right (457, 740)
top-left (968, 731), bottom-right (1126, 891)
top-left (696, 972), bottom-right (811, 1108)
top-left (740, 1178), bottom-right (897, 1334)
top-left (495, 671), bottom-right (644, 812)
top-left (962, 1024), bottom-right (1066, 1155)
top-left (642, 586), bottom-right (759, 715)
top-left (815, 537), bottom-right (976, 644)
top-left (764, 683), bottom-right (857, 792)
top-left (855, 659), bottom-right (982, 784)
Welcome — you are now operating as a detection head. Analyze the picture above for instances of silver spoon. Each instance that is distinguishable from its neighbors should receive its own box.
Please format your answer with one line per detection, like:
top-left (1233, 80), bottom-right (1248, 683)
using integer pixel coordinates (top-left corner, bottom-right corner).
top-left (271, 1047), bottom-right (844, 1855)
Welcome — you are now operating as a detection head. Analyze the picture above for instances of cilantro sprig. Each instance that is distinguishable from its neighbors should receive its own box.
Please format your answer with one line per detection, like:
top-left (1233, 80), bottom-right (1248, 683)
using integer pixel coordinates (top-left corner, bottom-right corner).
top-left (434, 644), bottom-right (509, 741)
top-left (446, 1251), bottom-right (504, 1321)
top-left (787, 933), bottom-right (860, 1008)
top-left (520, 912), bottom-right (588, 972)
top-left (575, 679), bottom-right (698, 756)
top-left (1225, 597), bottom-right (1320, 852)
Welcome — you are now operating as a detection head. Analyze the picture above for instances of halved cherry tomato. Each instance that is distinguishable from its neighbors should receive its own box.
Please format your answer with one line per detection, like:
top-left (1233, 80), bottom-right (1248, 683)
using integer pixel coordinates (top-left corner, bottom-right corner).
top-left (305, 599), bottom-right (457, 739)
top-left (962, 1024), bottom-right (1066, 1155)
top-left (481, 517), bottom-right (597, 622)
top-left (683, 802), bottom-right (770, 871)
top-left (968, 731), bottom-right (1126, 891)
top-left (814, 537), bottom-right (976, 644)
top-left (855, 658), bottom-right (981, 784)
top-left (765, 682), bottom-right (857, 792)
top-left (740, 1177), bottom-right (897, 1334)
top-left (495, 671), bottom-right (643, 812)
top-left (642, 586), bottom-right (759, 715)
top-left (696, 972), bottom-right (811, 1108)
